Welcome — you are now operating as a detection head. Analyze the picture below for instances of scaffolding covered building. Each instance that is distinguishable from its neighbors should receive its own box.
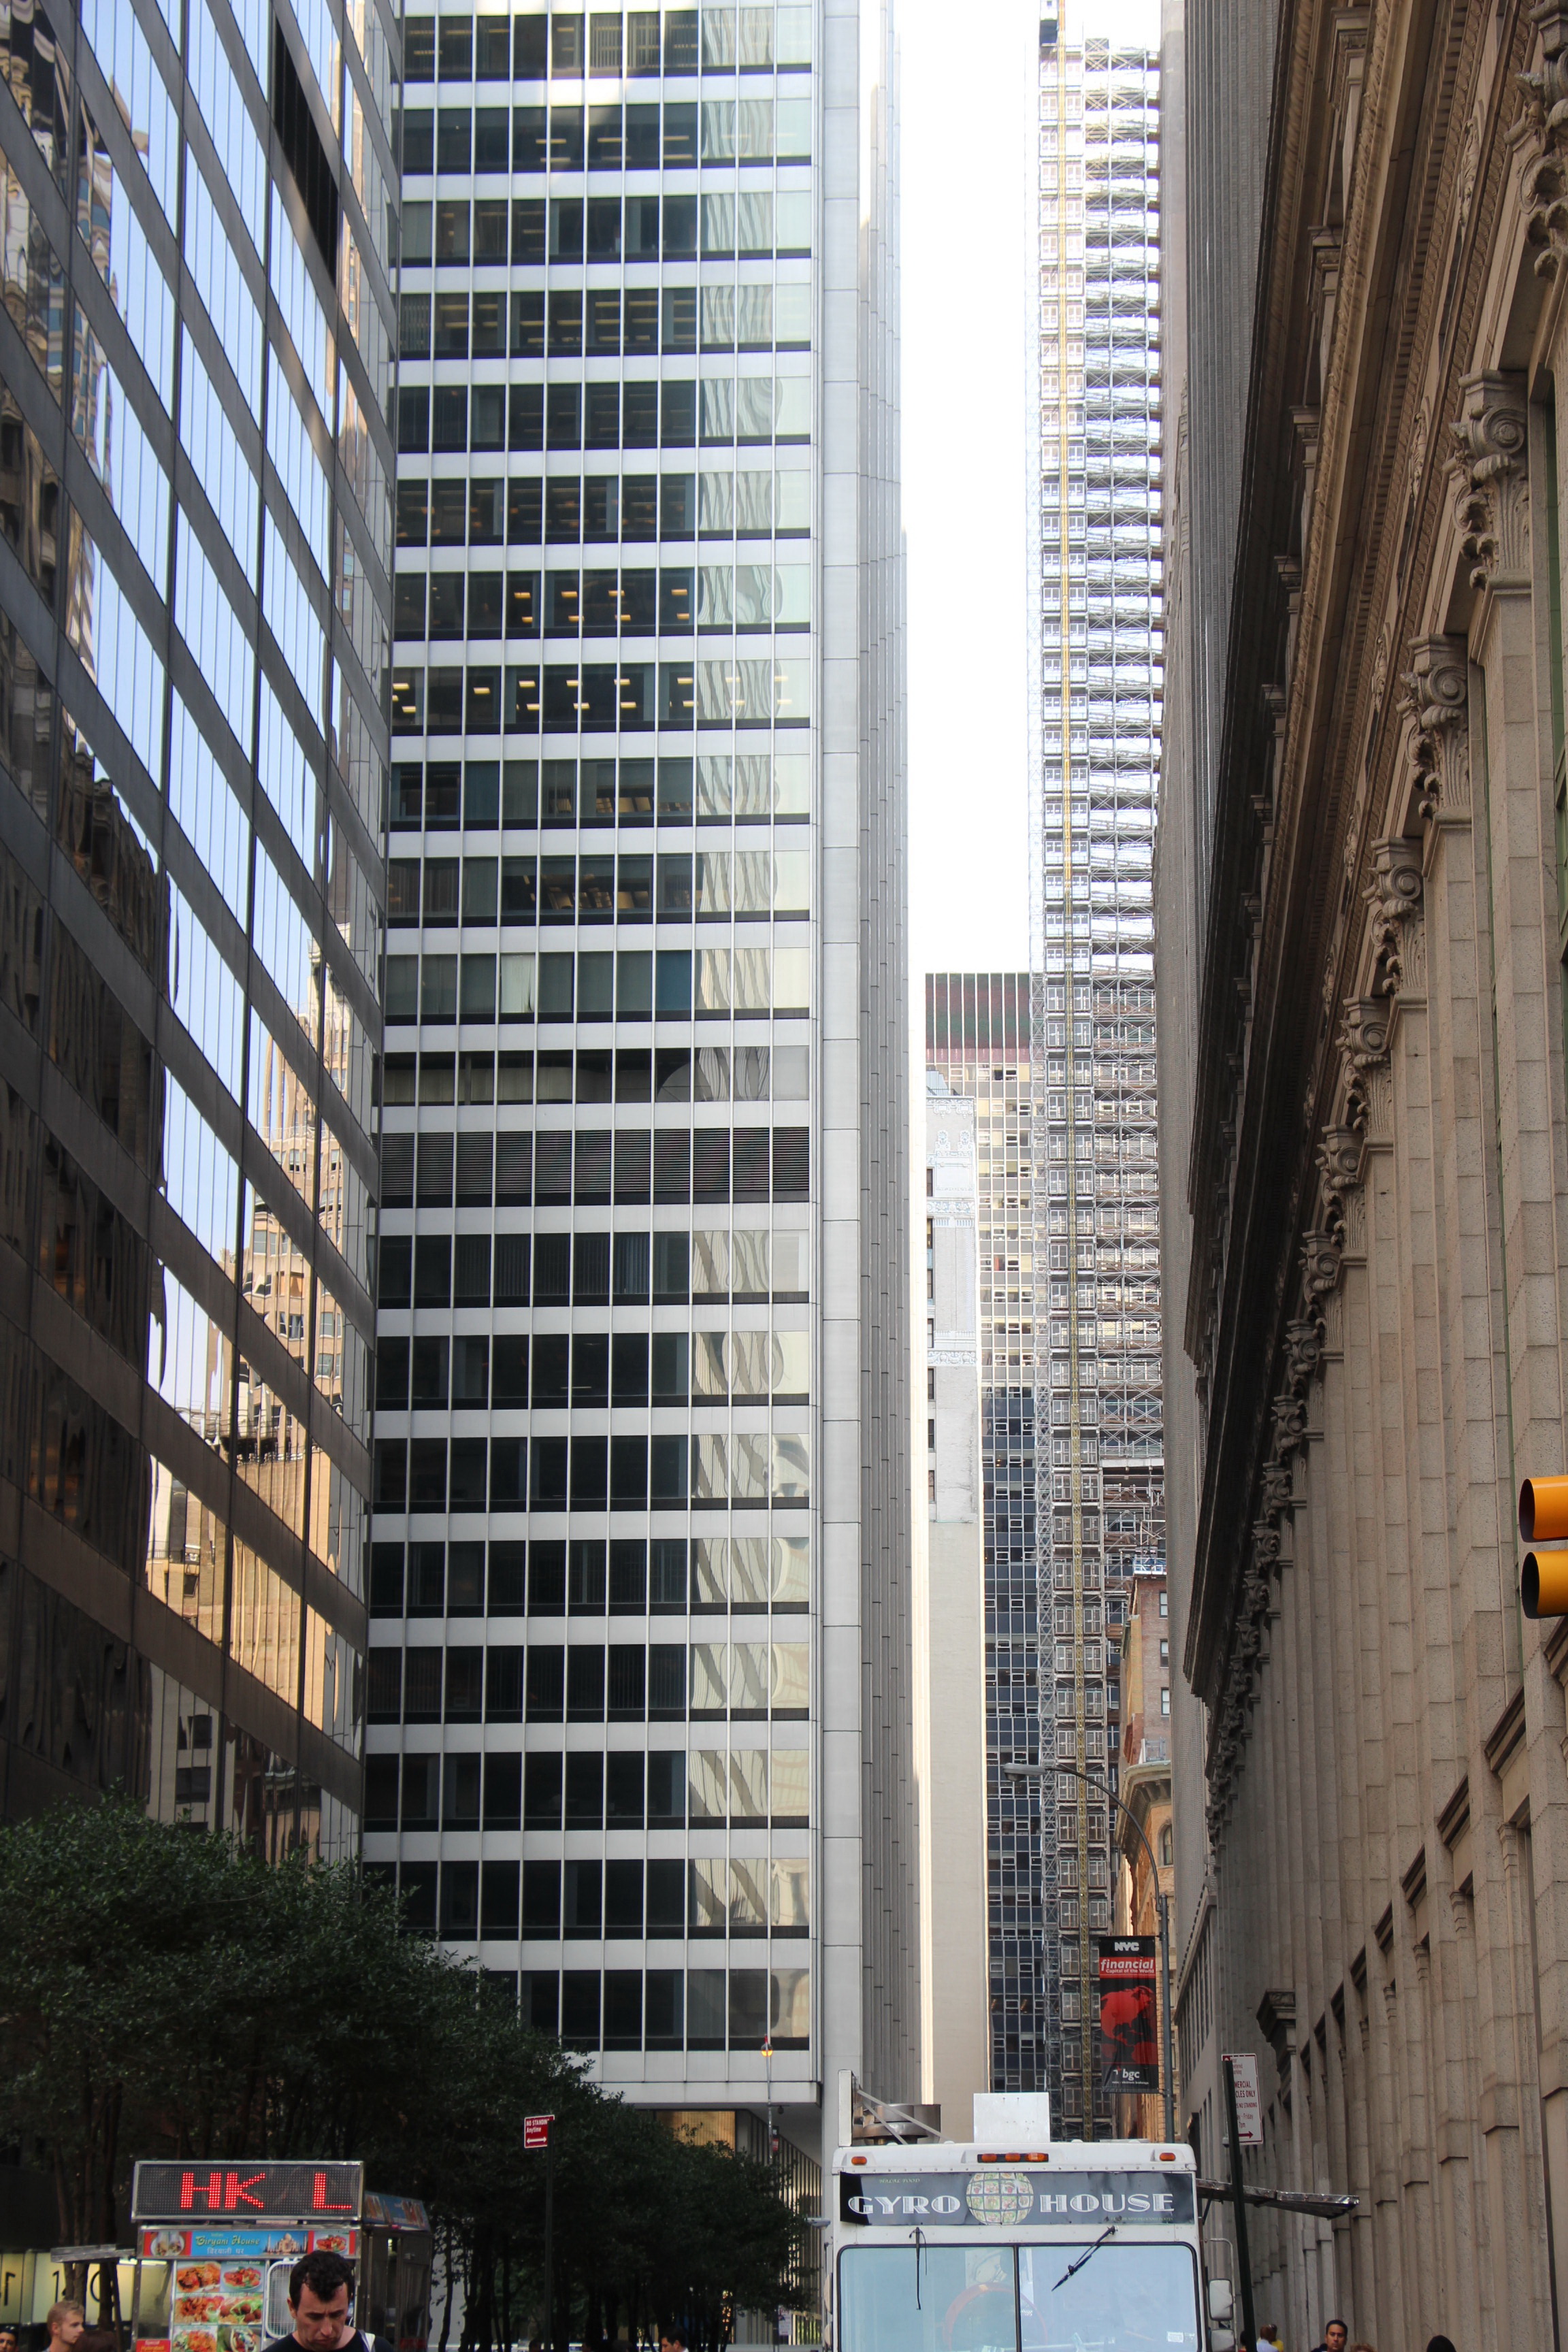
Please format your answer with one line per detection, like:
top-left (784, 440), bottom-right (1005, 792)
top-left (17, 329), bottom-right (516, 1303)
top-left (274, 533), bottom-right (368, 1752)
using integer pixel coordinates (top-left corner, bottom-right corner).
top-left (1026, 15), bottom-right (1164, 2136)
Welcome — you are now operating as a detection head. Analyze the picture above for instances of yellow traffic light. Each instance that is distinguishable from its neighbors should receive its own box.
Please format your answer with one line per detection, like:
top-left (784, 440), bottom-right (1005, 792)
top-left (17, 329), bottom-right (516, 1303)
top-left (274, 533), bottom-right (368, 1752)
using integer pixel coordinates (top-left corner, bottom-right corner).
top-left (1518, 1482), bottom-right (1568, 1618)
top-left (1522, 1550), bottom-right (1568, 1620)
top-left (1520, 1476), bottom-right (1568, 1542)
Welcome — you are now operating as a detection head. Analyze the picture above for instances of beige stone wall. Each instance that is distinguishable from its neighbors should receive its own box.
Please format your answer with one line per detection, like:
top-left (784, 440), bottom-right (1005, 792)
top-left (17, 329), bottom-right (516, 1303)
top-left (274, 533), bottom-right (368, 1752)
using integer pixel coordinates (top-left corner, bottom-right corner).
top-left (1159, 1), bottom-right (1568, 2345)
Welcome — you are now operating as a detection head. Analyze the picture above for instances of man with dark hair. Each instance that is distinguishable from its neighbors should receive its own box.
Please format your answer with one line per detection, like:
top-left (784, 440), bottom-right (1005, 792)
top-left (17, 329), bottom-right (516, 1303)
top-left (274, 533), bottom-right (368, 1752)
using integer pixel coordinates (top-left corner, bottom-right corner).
top-left (1309, 2323), bottom-right (1348, 2352)
top-left (263, 2252), bottom-right (376, 2352)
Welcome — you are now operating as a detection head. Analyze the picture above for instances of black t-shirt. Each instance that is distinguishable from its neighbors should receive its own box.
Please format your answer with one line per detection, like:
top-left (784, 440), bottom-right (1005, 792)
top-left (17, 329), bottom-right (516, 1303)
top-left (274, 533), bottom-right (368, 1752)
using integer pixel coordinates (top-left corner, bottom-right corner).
top-left (262, 2331), bottom-right (379, 2352)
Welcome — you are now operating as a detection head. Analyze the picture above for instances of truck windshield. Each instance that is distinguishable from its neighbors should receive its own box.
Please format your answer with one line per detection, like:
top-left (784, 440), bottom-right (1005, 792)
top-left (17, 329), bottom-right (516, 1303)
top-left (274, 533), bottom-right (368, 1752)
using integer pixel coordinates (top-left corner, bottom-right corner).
top-left (838, 2241), bottom-right (1201, 2352)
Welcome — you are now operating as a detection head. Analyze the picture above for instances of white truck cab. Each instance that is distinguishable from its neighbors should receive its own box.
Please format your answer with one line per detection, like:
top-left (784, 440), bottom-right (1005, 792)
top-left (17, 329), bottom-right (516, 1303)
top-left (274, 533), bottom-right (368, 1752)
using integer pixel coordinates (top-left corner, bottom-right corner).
top-left (826, 2104), bottom-right (1203, 2352)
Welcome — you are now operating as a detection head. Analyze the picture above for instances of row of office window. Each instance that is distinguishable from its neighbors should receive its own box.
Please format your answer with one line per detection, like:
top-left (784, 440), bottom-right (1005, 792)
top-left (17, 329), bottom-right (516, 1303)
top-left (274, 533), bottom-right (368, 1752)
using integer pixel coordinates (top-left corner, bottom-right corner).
top-left (402, 192), bottom-right (810, 264)
top-left (399, 98), bottom-right (810, 175)
top-left (368, 1533), bottom-right (808, 1614)
top-left (353, 1950), bottom-right (808, 2055)
top-left (390, 657), bottom-right (810, 734)
top-left (379, 1853), bottom-right (809, 1936)
top-left (394, 564), bottom-right (808, 639)
top-left (403, 10), bottom-right (811, 83)
top-left (387, 753), bottom-right (808, 827)
top-left (366, 1635), bottom-right (809, 1718)
top-left (384, 1056), bottom-right (805, 1126)
top-left (395, 469), bottom-right (810, 547)
top-left (399, 280), bottom-right (810, 359)
top-left (374, 1228), bottom-right (808, 1307)
top-left (375, 1744), bottom-right (807, 1831)
top-left (371, 1429), bottom-right (812, 1514)
top-left (378, 1122), bottom-right (809, 1207)
top-left (386, 847), bottom-right (808, 921)
top-left (373, 1326), bottom-right (810, 1410)
top-left (395, 374), bottom-right (808, 453)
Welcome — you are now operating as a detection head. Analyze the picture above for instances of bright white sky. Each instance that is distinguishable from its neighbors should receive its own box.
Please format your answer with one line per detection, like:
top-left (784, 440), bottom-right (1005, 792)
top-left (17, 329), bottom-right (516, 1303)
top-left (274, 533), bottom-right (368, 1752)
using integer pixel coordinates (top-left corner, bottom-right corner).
top-left (900, 0), bottom-right (1161, 985)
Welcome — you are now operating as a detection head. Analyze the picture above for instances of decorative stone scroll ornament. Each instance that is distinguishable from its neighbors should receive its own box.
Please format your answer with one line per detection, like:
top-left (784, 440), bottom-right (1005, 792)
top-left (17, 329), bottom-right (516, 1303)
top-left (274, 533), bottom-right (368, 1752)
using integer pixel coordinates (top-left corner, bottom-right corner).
top-left (1271, 1393), bottom-right (1307, 1458)
top-left (1365, 835), bottom-right (1425, 992)
top-left (1519, 3), bottom-right (1568, 277)
top-left (1400, 634), bottom-right (1469, 819)
top-left (1301, 1227), bottom-right (1344, 1299)
top-left (1338, 995), bottom-right (1392, 1069)
top-left (1449, 371), bottom-right (1530, 587)
top-left (1284, 1314), bottom-right (1324, 1388)
top-left (1259, 1459), bottom-right (1294, 1518)
top-left (1316, 1125), bottom-right (1364, 1197)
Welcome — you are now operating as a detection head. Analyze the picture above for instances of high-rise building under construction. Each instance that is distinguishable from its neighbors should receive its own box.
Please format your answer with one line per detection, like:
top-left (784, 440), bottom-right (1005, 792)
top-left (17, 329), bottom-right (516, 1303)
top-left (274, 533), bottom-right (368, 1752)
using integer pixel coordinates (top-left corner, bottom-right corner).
top-left (1029, 16), bottom-right (1163, 2139)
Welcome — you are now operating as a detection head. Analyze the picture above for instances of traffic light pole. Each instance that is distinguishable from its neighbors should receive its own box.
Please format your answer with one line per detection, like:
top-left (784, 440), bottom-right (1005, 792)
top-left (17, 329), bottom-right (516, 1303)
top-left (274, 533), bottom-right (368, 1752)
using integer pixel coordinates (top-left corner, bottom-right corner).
top-left (1006, 1757), bottom-right (1175, 2140)
top-left (1222, 2055), bottom-right (1259, 2352)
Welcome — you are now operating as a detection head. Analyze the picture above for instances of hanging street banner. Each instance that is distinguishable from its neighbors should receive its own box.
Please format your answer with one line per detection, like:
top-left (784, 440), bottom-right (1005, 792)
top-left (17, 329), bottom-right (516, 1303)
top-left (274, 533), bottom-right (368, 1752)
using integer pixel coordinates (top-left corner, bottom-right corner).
top-left (1096, 1936), bottom-right (1160, 2092)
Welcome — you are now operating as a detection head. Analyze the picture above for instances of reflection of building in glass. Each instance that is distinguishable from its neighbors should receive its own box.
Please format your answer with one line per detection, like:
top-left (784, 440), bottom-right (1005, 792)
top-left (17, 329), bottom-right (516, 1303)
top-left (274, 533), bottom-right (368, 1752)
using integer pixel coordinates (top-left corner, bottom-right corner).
top-left (364, 0), bottom-right (912, 2189)
top-left (0, 0), bottom-right (395, 1844)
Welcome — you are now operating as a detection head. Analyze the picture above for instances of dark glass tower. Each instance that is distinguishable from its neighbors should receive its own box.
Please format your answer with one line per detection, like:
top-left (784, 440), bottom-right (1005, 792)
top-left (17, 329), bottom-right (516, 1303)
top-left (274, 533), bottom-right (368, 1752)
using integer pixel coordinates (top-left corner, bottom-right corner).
top-left (0, 0), bottom-right (396, 1842)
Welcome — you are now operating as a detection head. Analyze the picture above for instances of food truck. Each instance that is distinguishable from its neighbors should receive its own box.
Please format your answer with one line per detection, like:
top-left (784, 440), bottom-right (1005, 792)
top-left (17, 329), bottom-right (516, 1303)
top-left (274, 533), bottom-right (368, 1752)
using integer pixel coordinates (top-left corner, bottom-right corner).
top-left (827, 2125), bottom-right (1206, 2352)
top-left (129, 2161), bottom-right (433, 2352)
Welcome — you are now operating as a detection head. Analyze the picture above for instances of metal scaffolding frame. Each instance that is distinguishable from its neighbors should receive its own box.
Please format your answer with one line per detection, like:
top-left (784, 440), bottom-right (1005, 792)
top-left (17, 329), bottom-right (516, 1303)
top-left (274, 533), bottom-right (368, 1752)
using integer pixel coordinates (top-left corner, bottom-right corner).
top-left (1026, 22), bottom-right (1163, 2138)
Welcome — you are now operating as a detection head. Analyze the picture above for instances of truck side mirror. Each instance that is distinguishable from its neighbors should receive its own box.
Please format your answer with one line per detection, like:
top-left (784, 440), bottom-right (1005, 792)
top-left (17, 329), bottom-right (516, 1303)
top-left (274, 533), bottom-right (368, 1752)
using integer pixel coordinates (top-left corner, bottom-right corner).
top-left (1208, 2281), bottom-right (1233, 2321)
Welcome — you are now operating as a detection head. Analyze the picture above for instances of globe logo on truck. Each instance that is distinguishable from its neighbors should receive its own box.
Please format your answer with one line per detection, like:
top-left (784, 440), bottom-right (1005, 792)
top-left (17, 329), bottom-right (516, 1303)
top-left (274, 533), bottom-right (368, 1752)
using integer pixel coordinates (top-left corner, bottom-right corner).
top-left (964, 2171), bottom-right (1035, 2227)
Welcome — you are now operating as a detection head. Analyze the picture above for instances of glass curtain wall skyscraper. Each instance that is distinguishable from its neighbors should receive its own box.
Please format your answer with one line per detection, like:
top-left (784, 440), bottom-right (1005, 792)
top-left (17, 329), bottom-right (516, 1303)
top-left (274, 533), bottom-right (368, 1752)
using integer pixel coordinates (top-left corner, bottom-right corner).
top-left (1028, 18), bottom-right (1162, 2138)
top-left (0, 0), bottom-right (395, 1832)
top-left (367, 0), bottom-right (911, 2154)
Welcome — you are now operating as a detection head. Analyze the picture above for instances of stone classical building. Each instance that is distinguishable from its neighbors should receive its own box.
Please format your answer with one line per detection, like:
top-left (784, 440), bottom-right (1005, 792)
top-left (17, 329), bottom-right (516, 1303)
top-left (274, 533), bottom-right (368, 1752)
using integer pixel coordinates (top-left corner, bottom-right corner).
top-left (1159, 0), bottom-right (1568, 2340)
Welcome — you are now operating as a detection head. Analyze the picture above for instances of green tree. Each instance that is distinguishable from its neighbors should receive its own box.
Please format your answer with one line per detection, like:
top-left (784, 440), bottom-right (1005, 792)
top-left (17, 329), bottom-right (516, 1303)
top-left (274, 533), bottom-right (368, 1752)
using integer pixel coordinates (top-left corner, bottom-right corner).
top-left (0, 1797), bottom-right (810, 2352)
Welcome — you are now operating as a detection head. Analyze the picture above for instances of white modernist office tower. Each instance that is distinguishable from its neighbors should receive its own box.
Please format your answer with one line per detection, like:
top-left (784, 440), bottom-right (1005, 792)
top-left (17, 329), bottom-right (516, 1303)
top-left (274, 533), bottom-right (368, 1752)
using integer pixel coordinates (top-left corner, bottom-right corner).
top-left (365, 0), bottom-right (912, 2170)
top-left (1027, 16), bottom-right (1163, 2138)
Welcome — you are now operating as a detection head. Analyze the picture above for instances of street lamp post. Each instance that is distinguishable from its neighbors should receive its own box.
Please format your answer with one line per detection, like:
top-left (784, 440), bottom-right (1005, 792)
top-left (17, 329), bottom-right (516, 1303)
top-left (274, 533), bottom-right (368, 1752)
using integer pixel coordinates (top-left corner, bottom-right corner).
top-left (1006, 1757), bottom-right (1175, 2142)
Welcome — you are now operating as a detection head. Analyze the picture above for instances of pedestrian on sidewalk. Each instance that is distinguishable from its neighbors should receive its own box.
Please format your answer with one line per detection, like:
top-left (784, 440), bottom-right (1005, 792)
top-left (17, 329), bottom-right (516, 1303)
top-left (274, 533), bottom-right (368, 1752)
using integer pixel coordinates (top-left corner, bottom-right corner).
top-left (1309, 2323), bottom-right (1348, 2352)
top-left (262, 2251), bottom-right (388, 2352)
top-left (44, 2304), bottom-right (84, 2352)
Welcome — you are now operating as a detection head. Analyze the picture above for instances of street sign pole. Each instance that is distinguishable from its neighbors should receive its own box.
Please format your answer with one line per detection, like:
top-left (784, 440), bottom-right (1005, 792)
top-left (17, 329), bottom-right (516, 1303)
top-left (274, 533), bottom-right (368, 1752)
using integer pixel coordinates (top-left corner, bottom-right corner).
top-left (1222, 2055), bottom-right (1259, 2352)
top-left (544, 2121), bottom-right (555, 2352)
top-left (525, 2114), bottom-right (557, 2352)
top-left (1157, 1890), bottom-right (1175, 2142)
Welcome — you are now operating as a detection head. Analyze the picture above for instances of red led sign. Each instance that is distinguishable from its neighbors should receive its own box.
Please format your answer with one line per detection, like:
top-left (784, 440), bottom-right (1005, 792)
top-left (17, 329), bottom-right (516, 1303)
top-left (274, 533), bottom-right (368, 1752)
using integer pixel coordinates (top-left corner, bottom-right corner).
top-left (132, 2161), bottom-right (364, 2223)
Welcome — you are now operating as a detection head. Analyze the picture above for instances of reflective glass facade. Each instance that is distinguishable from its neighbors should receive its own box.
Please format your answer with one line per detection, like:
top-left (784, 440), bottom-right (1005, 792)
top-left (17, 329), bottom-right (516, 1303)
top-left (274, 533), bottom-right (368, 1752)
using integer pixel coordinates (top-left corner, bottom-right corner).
top-left (367, 0), bottom-right (911, 2150)
top-left (1028, 26), bottom-right (1162, 2138)
top-left (0, 0), bottom-right (395, 1842)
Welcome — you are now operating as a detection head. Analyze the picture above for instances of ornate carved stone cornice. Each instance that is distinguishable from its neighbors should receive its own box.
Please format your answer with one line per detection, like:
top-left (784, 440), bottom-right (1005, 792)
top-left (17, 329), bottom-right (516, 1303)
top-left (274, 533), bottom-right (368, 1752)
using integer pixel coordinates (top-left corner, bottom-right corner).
top-left (1400, 634), bottom-right (1469, 820)
top-left (1449, 371), bottom-right (1530, 587)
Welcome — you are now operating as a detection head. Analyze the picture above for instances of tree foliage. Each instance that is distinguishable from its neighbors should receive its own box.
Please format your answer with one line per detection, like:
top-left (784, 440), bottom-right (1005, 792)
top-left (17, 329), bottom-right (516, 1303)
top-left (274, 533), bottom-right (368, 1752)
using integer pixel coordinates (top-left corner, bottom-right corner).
top-left (0, 1798), bottom-right (807, 2351)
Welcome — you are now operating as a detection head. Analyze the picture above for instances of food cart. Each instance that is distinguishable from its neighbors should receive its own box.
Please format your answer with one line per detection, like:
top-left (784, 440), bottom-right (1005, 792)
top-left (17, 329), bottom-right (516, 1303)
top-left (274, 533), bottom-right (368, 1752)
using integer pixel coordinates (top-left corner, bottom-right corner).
top-left (129, 2161), bottom-right (432, 2352)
